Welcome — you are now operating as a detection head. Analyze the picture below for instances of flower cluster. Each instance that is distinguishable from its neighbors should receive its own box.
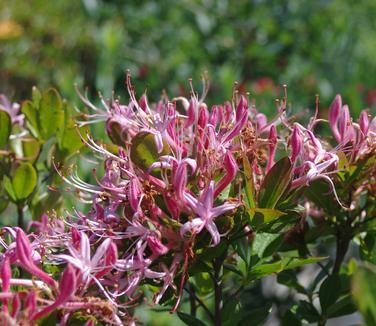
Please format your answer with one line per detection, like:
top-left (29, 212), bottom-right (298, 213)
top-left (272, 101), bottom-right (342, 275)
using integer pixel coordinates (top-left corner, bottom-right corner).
top-left (0, 77), bottom-right (375, 324)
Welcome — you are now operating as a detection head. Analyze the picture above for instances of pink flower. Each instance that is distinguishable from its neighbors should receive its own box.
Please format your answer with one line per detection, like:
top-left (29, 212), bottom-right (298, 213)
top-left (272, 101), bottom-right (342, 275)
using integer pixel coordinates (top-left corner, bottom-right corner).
top-left (181, 181), bottom-right (238, 246)
top-left (15, 229), bottom-right (56, 288)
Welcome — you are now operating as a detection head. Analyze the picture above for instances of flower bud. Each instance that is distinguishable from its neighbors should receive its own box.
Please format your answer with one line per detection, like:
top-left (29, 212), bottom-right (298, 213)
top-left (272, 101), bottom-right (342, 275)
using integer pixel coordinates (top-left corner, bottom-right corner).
top-left (329, 94), bottom-right (342, 142)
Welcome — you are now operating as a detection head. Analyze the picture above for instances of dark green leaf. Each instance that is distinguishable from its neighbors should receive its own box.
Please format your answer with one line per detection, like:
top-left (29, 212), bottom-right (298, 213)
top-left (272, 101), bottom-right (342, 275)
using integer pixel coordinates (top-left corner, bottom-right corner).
top-left (319, 274), bottom-right (341, 313)
top-left (237, 304), bottom-right (271, 326)
top-left (305, 179), bottom-right (340, 215)
top-left (326, 294), bottom-right (357, 318)
top-left (281, 310), bottom-right (302, 326)
top-left (277, 270), bottom-right (307, 294)
top-left (296, 300), bottom-right (320, 323)
top-left (0, 111), bottom-right (11, 149)
top-left (177, 312), bottom-right (207, 326)
top-left (258, 157), bottom-right (292, 208)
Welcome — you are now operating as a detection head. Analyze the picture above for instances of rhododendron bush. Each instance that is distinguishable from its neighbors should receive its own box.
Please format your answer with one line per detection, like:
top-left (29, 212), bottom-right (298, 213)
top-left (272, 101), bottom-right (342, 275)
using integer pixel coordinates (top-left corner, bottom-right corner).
top-left (0, 75), bottom-right (375, 325)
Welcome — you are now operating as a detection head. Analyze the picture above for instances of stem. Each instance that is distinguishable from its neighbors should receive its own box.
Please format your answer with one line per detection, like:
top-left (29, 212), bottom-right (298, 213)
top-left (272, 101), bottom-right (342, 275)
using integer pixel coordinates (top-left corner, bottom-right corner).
top-left (212, 252), bottom-right (226, 326)
top-left (188, 283), bottom-right (197, 317)
top-left (17, 204), bottom-right (24, 229)
top-left (332, 234), bottom-right (350, 275)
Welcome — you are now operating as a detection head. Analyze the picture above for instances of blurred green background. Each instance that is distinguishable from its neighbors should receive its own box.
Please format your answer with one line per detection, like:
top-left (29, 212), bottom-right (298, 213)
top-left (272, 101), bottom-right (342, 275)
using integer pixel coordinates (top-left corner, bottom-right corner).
top-left (1, 0), bottom-right (376, 117)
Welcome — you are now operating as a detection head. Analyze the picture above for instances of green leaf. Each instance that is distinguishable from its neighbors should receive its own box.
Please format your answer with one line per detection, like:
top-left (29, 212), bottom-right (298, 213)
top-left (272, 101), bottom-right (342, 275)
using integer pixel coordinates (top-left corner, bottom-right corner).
top-left (177, 312), bottom-right (206, 326)
top-left (249, 261), bottom-right (283, 280)
top-left (234, 236), bottom-right (251, 265)
top-left (32, 86), bottom-right (42, 107)
top-left (352, 264), bottom-right (376, 325)
top-left (281, 310), bottom-right (302, 326)
top-left (296, 300), bottom-right (320, 323)
top-left (57, 101), bottom-right (84, 155)
top-left (193, 272), bottom-right (212, 295)
top-left (3, 176), bottom-right (17, 202)
top-left (360, 233), bottom-right (376, 264)
top-left (12, 163), bottom-right (38, 200)
top-left (39, 88), bottom-right (64, 140)
top-left (305, 179), bottom-right (340, 215)
top-left (237, 304), bottom-right (272, 326)
top-left (0, 195), bottom-right (9, 214)
top-left (252, 233), bottom-right (281, 258)
top-left (22, 138), bottom-right (41, 162)
top-left (37, 310), bottom-right (58, 326)
top-left (130, 132), bottom-right (169, 171)
top-left (249, 256), bottom-right (326, 281)
top-left (319, 274), bottom-right (341, 313)
top-left (22, 100), bottom-right (39, 132)
top-left (242, 152), bottom-right (256, 209)
top-left (277, 270), bottom-right (307, 294)
top-left (281, 256), bottom-right (327, 270)
top-left (0, 111), bottom-right (11, 149)
top-left (326, 294), bottom-right (357, 318)
top-left (248, 208), bottom-right (286, 227)
top-left (258, 156), bottom-right (292, 208)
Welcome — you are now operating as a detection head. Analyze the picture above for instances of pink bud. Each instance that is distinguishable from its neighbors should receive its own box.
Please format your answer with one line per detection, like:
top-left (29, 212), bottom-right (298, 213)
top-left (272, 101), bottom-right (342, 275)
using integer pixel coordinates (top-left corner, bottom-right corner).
top-left (359, 110), bottom-right (370, 136)
top-left (58, 264), bottom-right (77, 301)
top-left (209, 105), bottom-right (219, 126)
top-left (128, 178), bottom-right (141, 212)
top-left (16, 229), bottom-right (56, 288)
top-left (291, 125), bottom-right (302, 163)
top-left (338, 104), bottom-right (351, 142)
top-left (147, 235), bottom-right (169, 257)
top-left (11, 293), bottom-right (20, 318)
top-left (184, 99), bottom-right (196, 128)
top-left (214, 151), bottom-right (238, 198)
top-left (25, 290), bottom-right (36, 315)
top-left (31, 264), bottom-right (77, 321)
top-left (105, 242), bottom-right (118, 266)
top-left (236, 95), bottom-right (248, 121)
top-left (1, 257), bottom-right (11, 313)
top-left (329, 94), bottom-right (342, 142)
top-left (71, 227), bottom-right (81, 248)
top-left (267, 125), bottom-right (277, 171)
top-left (197, 104), bottom-right (209, 129)
top-left (224, 101), bottom-right (232, 122)
top-left (139, 94), bottom-right (149, 112)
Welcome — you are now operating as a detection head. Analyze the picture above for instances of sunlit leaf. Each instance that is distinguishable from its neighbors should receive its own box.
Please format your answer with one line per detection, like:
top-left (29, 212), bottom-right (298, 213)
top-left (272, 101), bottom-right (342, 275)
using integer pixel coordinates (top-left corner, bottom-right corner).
top-left (12, 163), bottom-right (38, 200)
top-left (39, 88), bottom-right (64, 140)
top-left (0, 111), bottom-right (11, 148)
top-left (130, 132), bottom-right (169, 171)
